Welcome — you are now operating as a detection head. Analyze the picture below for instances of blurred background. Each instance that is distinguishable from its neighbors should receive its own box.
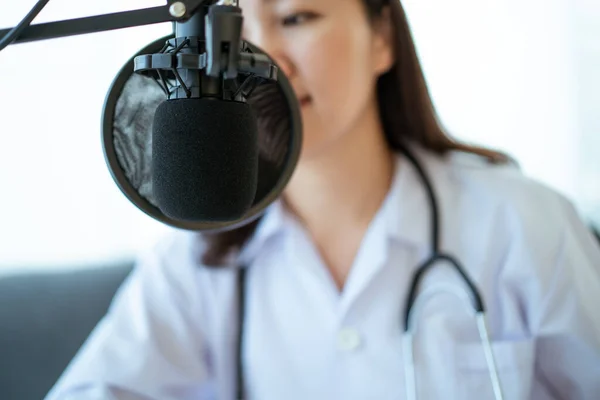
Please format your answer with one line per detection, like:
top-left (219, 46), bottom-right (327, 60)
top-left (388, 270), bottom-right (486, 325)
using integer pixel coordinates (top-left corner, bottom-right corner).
top-left (0, 1), bottom-right (598, 399)
top-left (0, 0), bottom-right (598, 274)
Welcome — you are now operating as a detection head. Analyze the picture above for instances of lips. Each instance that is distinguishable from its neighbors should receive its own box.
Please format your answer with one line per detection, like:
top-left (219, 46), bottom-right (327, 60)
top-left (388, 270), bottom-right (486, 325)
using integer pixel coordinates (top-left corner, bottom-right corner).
top-left (299, 95), bottom-right (312, 106)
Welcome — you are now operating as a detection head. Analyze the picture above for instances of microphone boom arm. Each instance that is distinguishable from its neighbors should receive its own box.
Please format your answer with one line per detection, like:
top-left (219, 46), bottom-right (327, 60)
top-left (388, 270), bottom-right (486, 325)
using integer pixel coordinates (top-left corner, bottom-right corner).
top-left (0, 0), bottom-right (211, 45)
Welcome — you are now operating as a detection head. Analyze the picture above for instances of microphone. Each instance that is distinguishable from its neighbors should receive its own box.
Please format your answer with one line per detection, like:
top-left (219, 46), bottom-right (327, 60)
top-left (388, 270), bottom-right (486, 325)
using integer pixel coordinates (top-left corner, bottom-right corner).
top-left (143, 5), bottom-right (257, 222)
top-left (103, 4), bottom-right (303, 232)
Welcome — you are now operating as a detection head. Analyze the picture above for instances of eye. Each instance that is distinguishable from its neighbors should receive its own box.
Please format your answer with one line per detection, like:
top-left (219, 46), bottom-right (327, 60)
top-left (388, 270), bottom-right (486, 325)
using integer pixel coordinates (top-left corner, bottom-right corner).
top-left (281, 11), bottom-right (319, 27)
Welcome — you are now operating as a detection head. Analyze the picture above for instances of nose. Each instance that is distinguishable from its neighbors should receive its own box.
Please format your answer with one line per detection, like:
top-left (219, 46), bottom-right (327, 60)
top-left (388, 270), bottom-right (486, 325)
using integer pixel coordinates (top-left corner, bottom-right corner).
top-left (271, 54), bottom-right (295, 81)
top-left (243, 29), bottom-right (296, 80)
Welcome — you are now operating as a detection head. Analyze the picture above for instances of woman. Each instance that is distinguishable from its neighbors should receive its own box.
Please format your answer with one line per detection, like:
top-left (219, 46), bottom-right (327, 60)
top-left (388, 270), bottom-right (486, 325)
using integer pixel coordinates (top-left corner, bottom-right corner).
top-left (47, 0), bottom-right (600, 399)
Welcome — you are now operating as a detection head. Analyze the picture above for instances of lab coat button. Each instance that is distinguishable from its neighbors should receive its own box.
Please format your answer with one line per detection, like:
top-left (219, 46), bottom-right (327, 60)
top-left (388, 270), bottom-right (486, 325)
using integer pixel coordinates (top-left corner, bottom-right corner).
top-left (337, 328), bottom-right (361, 351)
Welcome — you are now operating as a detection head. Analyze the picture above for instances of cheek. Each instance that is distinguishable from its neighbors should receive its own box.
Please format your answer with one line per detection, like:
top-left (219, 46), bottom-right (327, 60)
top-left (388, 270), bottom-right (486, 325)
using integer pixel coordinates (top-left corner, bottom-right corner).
top-left (298, 28), bottom-right (375, 129)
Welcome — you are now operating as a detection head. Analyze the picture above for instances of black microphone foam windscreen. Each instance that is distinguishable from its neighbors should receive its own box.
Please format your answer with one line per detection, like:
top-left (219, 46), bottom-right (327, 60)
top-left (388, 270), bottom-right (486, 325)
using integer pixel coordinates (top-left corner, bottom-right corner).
top-left (152, 98), bottom-right (259, 222)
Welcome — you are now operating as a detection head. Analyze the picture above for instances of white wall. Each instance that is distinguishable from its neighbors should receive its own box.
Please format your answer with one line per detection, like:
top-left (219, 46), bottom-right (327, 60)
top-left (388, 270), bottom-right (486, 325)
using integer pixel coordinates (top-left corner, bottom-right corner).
top-left (402, 0), bottom-right (598, 221)
top-left (0, 0), bottom-right (597, 272)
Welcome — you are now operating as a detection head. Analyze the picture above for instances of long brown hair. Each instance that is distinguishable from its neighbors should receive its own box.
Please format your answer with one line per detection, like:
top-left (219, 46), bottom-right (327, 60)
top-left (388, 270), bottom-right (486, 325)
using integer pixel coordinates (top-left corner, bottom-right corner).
top-left (200, 0), bottom-right (508, 266)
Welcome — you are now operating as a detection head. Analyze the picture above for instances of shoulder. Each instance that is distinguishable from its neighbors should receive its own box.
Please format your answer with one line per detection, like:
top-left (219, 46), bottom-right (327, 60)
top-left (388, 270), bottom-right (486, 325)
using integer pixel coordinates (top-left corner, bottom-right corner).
top-left (437, 150), bottom-right (576, 234)
top-left (419, 149), bottom-right (589, 268)
top-left (444, 150), bottom-right (569, 212)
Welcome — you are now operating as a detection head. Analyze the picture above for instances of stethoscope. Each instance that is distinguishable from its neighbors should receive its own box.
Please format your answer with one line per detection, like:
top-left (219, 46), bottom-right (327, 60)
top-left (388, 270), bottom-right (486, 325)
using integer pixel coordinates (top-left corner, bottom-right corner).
top-left (234, 144), bottom-right (504, 400)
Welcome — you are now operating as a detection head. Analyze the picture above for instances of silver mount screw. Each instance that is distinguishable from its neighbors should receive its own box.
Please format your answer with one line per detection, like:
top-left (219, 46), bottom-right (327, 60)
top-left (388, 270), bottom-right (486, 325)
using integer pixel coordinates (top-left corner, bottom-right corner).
top-left (169, 2), bottom-right (187, 18)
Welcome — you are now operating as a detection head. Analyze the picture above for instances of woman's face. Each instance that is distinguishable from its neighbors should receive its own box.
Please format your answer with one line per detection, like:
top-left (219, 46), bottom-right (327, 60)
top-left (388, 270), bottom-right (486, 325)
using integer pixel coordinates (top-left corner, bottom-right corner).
top-left (241, 0), bottom-right (393, 159)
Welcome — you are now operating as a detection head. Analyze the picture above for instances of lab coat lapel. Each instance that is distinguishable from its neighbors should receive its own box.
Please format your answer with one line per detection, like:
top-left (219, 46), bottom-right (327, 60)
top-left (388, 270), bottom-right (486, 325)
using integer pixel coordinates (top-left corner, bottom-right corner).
top-left (338, 152), bottom-right (433, 317)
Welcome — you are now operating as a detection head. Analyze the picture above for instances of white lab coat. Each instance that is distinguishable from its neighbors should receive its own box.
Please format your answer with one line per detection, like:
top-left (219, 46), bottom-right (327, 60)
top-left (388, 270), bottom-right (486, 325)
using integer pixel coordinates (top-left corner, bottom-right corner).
top-left (46, 149), bottom-right (600, 400)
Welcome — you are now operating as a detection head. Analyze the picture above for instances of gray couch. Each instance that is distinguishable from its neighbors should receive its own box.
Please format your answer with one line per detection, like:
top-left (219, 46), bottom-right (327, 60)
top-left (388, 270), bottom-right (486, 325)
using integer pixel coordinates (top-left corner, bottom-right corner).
top-left (0, 262), bottom-right (134, 400)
